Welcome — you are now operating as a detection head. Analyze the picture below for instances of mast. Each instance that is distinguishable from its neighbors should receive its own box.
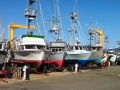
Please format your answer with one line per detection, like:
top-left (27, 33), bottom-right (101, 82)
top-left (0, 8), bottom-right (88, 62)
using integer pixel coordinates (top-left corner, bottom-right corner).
top-left (48, 0), bottom-right (62, 42)
top-left (24, 0), bottom-right (37, 35)
top-left (88, 22), bottom-right (96, 46)
top-left (68, 12), bottom-right (77, 45)
top-left (0, 16), bottom-right (5, 42)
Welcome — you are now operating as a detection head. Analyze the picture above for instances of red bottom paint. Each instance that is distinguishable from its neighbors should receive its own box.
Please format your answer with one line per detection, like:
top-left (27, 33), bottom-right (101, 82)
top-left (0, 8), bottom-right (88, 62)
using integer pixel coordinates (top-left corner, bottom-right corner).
top-left (43, 60), bottom-right (63, 68)
top-left (102, 63), bottom-right (108, 67)
top-left (11, 59), bottom-right (42, 69)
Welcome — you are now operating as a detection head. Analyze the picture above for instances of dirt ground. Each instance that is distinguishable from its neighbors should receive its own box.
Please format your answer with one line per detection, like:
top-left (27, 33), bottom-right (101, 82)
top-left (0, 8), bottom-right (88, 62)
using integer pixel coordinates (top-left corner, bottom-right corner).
top-left (0, 66), bottom-right (120, 90)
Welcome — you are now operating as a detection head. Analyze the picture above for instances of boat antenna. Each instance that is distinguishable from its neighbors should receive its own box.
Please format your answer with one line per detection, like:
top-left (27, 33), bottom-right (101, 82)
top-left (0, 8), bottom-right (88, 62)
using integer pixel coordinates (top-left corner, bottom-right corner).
top-left (24, 0), bottom-right (37, 35)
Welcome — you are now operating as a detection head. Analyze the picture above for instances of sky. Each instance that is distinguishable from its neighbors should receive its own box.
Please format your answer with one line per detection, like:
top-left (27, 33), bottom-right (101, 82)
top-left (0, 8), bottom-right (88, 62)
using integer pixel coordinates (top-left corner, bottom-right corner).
top-left (0, 0), bottom-right (120, 48)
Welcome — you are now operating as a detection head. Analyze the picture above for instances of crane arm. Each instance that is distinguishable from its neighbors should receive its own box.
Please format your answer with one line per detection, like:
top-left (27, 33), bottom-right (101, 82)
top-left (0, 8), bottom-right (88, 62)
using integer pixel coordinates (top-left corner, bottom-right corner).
top-left (9, 22), bottom-right (35, 29)
top-left (96, 29), bottom-right (103, 44)
top-left (9, 22), bottom-right (36, 49)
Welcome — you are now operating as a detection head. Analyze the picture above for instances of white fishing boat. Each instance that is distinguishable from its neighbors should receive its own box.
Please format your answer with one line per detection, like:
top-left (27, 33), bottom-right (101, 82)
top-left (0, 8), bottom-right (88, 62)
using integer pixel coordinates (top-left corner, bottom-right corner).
top-left (107, 49), bottom-right (116, 64)
top-left (64, 12), bottom-right (92, 67)
top-left (10, 0), bottom-right (48, 70)
top-left (0, 42), bottom-right (7, 69)
top-left (11, 34), bottom-right (47, 69)
top-left (115, 52), bottom-right (120, 65)
top-left (65, 45), bottom-right (92, 67)
top-left (0, 17), bottom-right (7, 69)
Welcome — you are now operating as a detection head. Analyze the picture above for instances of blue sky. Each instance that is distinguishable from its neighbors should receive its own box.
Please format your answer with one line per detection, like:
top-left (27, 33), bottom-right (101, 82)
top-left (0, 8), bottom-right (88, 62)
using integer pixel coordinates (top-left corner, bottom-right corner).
top-left (0, 0), bottom-right (120, 48)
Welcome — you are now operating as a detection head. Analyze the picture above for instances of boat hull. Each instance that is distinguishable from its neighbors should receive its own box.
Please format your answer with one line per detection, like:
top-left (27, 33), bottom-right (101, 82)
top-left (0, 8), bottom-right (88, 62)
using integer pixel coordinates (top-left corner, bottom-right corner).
top-left (11, 50), bottom-right (46, 69)
top-left (0, 54), bottom-right (6, 64)
top-left (65, 51), bottom-right (92, 66)
top-left (115, 54), bottom-right (120, 62)
top-left (107, 54), bottom-right (116, 63)
top-left (0, 51), bottom-right (7, 70)
top-left (115, 58), bottom-right (120, 62)
top-left (87, 51), bottom-right (103, 64)
top-left (0, 53), bottom-right (6, 70)
top-left (43, 52), bottom-right (66, 68)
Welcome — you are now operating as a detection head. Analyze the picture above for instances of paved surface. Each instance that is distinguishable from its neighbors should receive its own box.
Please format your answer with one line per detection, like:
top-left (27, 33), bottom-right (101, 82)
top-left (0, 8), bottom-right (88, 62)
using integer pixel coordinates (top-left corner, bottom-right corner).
top-left (0, 66), bottom-right (120, 90)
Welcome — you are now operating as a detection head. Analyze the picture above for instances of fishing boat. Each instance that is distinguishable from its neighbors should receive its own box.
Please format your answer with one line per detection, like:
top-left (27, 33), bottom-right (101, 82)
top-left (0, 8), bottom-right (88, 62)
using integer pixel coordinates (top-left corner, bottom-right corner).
top-left (45, 36), bottom-right (68, 71)
top-left (86, 22), bottom-right (104, 68)
top-left (64, 12), bottom-right (92, 68)
top-left (106, 48), bottom-right (116, 65)
top-left (65, 45), bottom-right (92, 67)
top-left (11, 34), bottom-right (47, 69)
top-left (115, 52), bottom-right (120, 65)
top-left (9, 0), bottom-right (48, 70)
top-left (0, 42), bottom-right (7, 69)
top-left (43, 1), bottom-right (68, 71)
top-left (0, 17), bottom-right (7, 70)
top-left (86, 44), bottom-right (104, 68)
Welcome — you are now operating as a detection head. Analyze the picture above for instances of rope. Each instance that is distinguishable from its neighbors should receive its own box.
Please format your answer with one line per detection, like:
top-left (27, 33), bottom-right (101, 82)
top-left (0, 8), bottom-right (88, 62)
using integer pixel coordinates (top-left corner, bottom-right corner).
top-left (35, 18), bottom-right (40, 34)
top-left (75, 23), bottom-right (83, 45)
top-left (44, 0), bottom-right (52, 18)
top-left (73, 0), bottom-right (86, 45)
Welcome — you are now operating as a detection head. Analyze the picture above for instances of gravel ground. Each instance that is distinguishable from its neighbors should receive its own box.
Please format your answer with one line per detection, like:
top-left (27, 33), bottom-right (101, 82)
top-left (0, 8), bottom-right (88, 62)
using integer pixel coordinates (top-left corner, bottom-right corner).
top-left (0, 66), bottom-right (120, 90)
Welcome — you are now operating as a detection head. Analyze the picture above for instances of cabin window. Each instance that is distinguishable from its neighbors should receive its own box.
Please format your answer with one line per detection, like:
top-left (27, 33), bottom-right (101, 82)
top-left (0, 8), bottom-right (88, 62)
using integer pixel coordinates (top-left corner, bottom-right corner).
top-left (25, 45), bottom-right (36, 49)
top-left (0, 44), bottom-right (2, 49)
top-left (71, 47), bottom-right (73, 50)
top-left (109, 52), bottom-right (114, 54)
top-left (52, 49), bottom-right (55, 52)
top-left (20, 45), bottom-right (24, 50)
top-left (75, 47), bottom-right (79, 50)
top-left (46, 47), bottom-right (50, 50)
top-left (80, 47), bottom-right (83, 50)
top-left (59, 48), bottom-right (61, 51)
top-left (37, 45), bottom-right (43, 49)
top-left (56, 49), bottom-right (58, 52)
top-left (97, 47), bottom-right (102, 51)
top-left (93, 47), bottom-right (96, 50)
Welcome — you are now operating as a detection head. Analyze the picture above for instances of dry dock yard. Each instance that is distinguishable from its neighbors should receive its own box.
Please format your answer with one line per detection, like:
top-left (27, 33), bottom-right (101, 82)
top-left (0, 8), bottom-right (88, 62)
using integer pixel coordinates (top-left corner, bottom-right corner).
top-left (0, 66), bottom-right (120, 90)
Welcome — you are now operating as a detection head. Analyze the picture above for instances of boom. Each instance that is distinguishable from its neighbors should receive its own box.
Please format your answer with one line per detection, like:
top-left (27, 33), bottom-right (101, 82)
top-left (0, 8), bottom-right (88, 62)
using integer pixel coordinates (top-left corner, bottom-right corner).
top-left (96, 29), bottom-right (103, 45)
top-left (9, 22), bottom-right (35, 48)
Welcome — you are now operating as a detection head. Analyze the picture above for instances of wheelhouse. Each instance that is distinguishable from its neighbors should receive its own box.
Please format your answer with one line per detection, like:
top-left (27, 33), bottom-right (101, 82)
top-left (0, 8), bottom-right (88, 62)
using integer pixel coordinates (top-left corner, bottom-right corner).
top-left (18, 45), bottom-right (45, 51)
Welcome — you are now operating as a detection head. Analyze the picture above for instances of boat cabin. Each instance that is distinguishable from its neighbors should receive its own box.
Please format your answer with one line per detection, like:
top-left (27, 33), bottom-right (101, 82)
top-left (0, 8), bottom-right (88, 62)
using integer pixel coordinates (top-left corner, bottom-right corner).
top-left (16, 35), bottom-right (46, 51)
top-left (46, 41), bottom-right (68, 53)
top-left (18, 45), bottom-right (45, 51)
top-left (68, 46), bottom-right (86, 51)
top-left (107, 49), bottom-right (114, 55)
top-left (87, 44), bottom-right (103, 51)
top-left (0, 42), bottom-right (5, 51)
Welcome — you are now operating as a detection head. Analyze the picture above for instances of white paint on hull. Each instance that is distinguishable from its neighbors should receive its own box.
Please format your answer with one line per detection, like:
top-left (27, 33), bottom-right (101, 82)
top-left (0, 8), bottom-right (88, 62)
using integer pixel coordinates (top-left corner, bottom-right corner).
top-left (65, 51), bottom-right (92, 60)
top-left (109, 54), bottom-right (116, 63)
top-left (13, 50), bottom-right (46, 62)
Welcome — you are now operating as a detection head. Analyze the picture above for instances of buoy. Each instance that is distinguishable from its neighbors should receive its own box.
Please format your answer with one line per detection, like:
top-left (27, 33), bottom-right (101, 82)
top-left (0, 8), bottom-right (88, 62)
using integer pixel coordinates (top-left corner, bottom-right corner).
top-left (108, 62), bottom-right (110, 66)
top-left (22, 65), bottom-right (28, 80)
top-left (116, 62), bottom-right (117, 66)
top-left (75, 63), bottom-right (78, 72)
